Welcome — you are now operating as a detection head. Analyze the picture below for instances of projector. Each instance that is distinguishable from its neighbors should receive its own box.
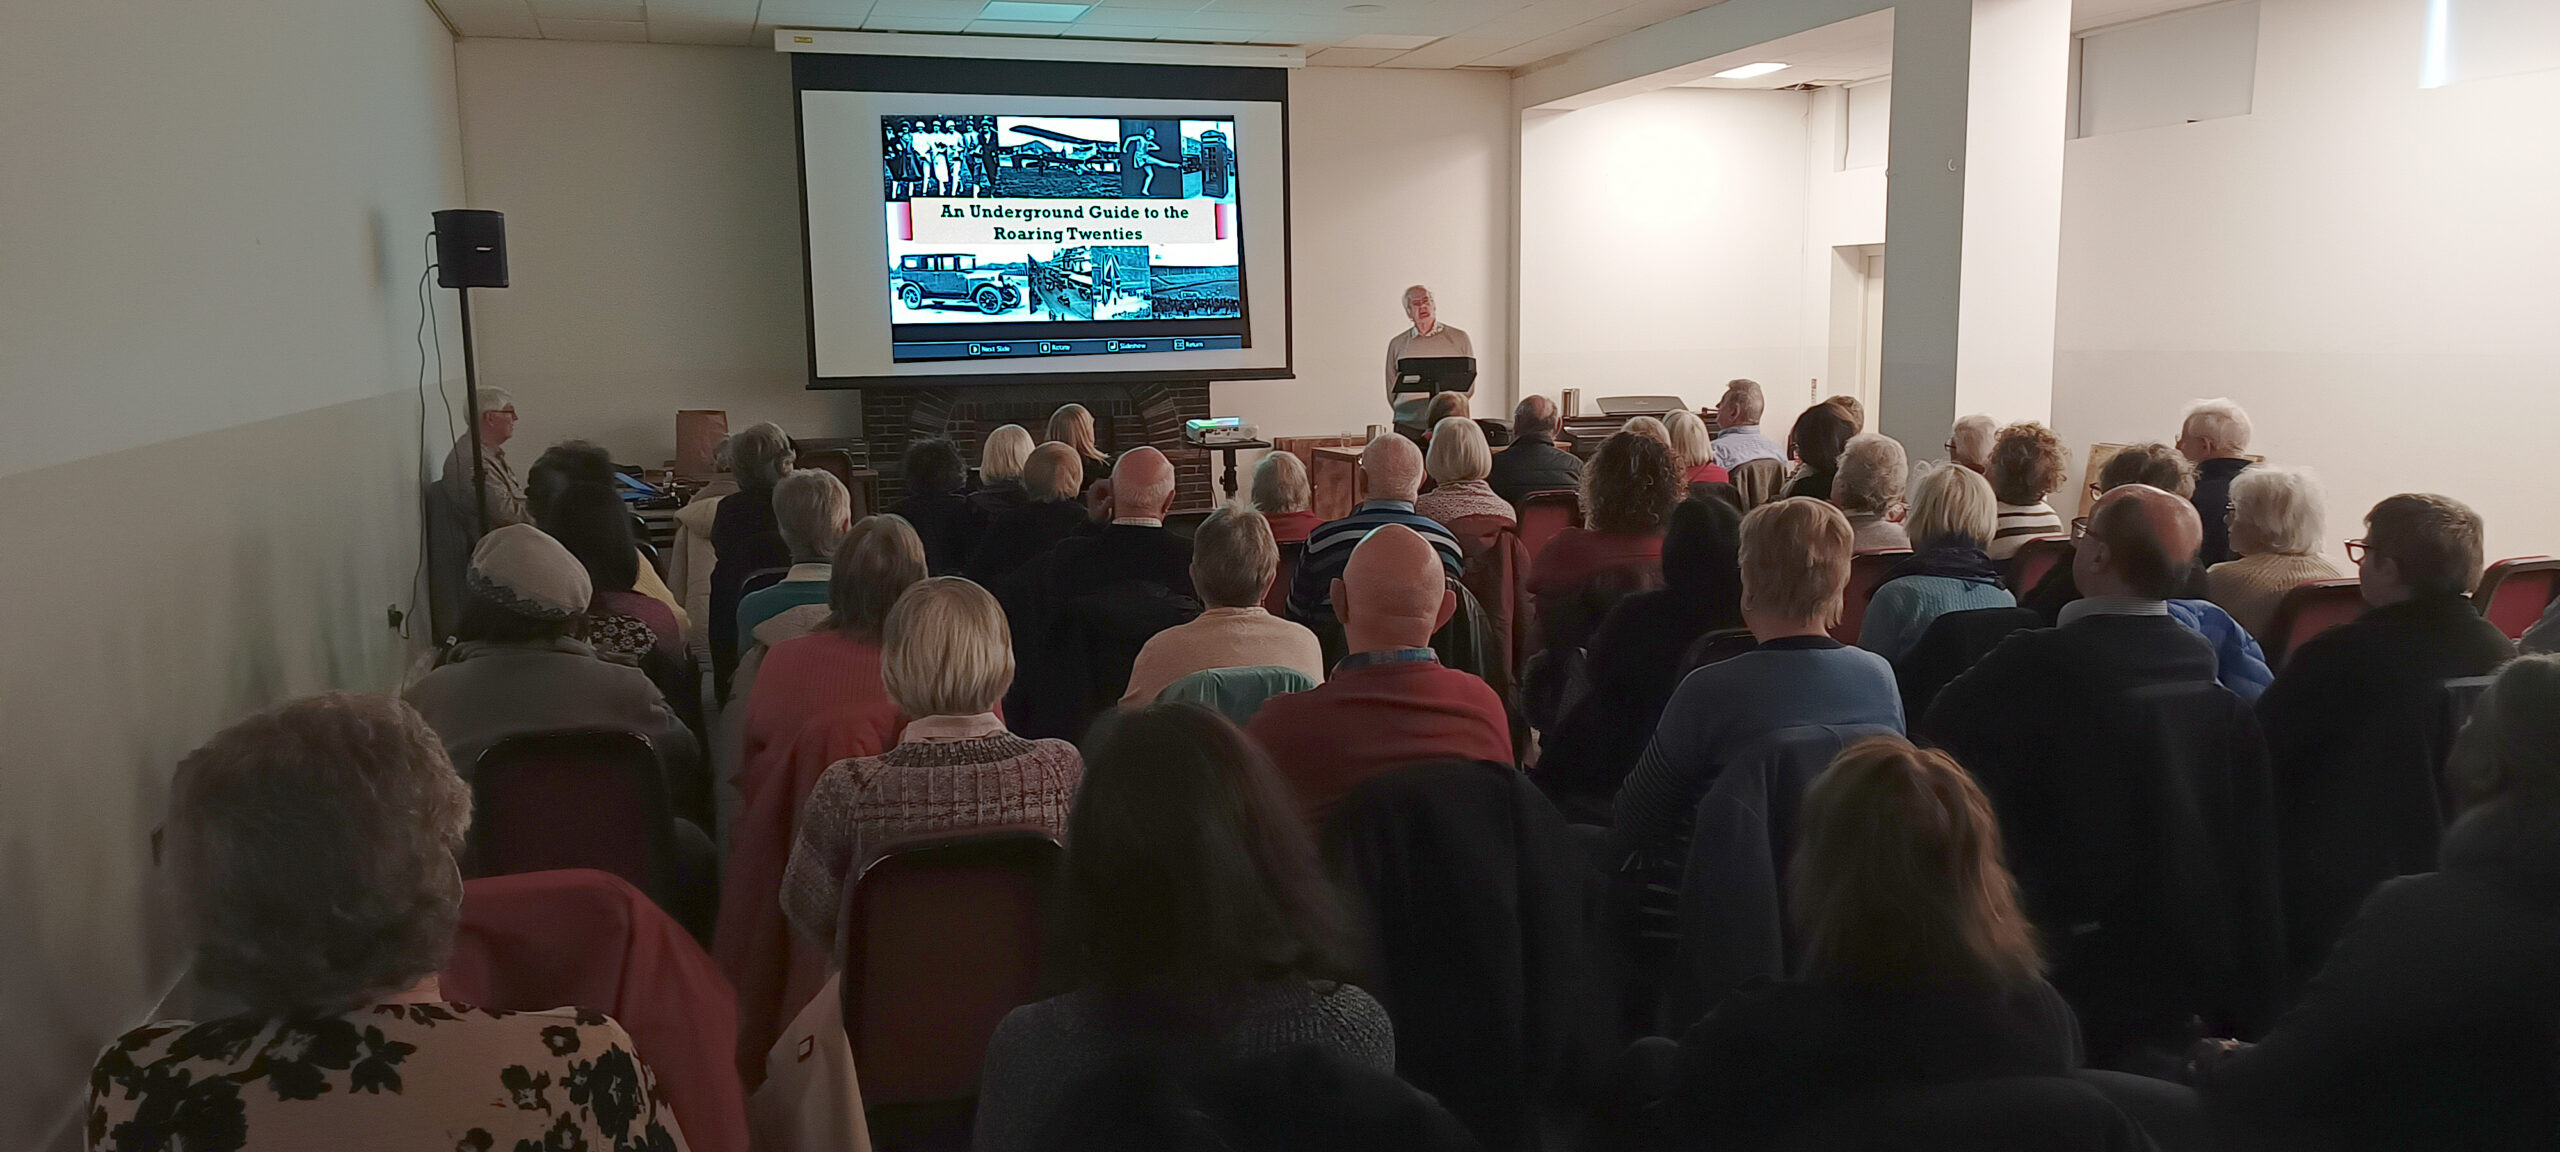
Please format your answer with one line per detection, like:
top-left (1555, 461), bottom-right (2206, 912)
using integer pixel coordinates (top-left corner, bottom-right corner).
top-left (1184, 417), bottom-right (1260, 446)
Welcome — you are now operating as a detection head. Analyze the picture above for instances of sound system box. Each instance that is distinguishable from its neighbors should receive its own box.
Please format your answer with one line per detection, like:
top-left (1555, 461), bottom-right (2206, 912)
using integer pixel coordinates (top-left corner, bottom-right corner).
top-left (432, 209), bottom-right (509, 289)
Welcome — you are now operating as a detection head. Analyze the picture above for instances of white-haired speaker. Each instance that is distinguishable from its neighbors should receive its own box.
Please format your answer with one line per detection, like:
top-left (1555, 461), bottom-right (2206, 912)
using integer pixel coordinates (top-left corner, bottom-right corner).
top-left (432, 209), bottom-right (509, 289)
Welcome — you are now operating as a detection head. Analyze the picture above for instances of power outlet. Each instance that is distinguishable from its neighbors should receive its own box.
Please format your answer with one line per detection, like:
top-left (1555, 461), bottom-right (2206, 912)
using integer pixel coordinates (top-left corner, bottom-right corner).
top-left (387, 605), bottom-right (406, 633)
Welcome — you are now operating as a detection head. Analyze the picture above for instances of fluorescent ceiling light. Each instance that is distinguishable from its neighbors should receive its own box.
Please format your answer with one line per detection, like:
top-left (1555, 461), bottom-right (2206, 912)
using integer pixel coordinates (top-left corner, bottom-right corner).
top-left (1712, 61), bottom-right (1790, 79)
top-left (979, 1), bottom-right (1090, 22)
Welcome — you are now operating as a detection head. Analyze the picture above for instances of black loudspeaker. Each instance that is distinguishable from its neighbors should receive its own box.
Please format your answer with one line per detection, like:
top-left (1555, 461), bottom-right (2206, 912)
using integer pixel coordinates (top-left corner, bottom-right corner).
top-left (433, 209), bottom-right (509, 289)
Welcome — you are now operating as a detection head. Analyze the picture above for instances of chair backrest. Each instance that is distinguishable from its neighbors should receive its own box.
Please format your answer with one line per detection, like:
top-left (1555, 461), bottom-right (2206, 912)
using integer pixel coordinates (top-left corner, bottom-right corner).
top-left (841, 827), bottom-right (1063, 1106)
top-left (1832, 550), bottom-right (1911, 644)
top-left (1771, 1075), bottom-right (2160, 1152)
top-left (2474, 556), bottom-right (2560, 638)
top-left (2263, 578), bottom-right (2365, 668)
top-left (1516, 489), bottom-right (1582, 559)
top-left (446, 869), bottom-right (749, 1152)
top-left (1262, 539), bottom-right (1304, 617)
top-left (471, 731), bottom-right (676, 904)
top-left (1460, 527), bottom-right (1531, 698)
top-left (1729, 458), bottom-right (1786, 509)
top-left (2005, 537), bottom-right (2075, 597)
top-left (739, 565), bottom-right (793, 600)
top-left (1895, 607), bottom-right (2045, 721)
top-left (1159, 664), bottom-right (1317, 724)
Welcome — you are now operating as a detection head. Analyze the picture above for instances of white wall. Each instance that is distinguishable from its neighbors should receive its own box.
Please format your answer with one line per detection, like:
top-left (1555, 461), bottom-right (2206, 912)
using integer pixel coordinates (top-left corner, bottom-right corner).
top-left (0, 1), bottom-right (465, 1146)
top-left (454, 39), bottom-right (855, 465)
top-left (1214, 66), bottom-right (1516, 439)
top-left (2053, 0), bottom-right (2560, 562)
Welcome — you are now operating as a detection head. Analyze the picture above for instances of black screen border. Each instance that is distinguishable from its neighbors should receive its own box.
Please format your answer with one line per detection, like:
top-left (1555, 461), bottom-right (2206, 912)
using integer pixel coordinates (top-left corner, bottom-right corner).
top-left (793, 52), bottom-right (1294, 390)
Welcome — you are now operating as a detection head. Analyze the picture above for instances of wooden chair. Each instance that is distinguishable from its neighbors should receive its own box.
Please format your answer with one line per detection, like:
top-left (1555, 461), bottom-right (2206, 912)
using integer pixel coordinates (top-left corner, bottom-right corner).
top-left (2473, 556), bottom-right (2560, 639)
top-left (2263, 578), bottom-right (2366, 669)
top-left (1832, 550), bottom-right (1911, 644)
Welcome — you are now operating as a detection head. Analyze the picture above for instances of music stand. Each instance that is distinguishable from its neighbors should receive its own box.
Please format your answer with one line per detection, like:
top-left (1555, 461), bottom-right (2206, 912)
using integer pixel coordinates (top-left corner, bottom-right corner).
top-left (1392, 356), bottom-right (1478, 434)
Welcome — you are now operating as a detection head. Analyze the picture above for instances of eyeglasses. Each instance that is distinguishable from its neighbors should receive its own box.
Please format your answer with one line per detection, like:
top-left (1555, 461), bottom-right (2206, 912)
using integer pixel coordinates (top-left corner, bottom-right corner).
top-left (2070, 516), bottom-right (2092, 539)
top-left (2344, 539), bottom-right (2369, 563)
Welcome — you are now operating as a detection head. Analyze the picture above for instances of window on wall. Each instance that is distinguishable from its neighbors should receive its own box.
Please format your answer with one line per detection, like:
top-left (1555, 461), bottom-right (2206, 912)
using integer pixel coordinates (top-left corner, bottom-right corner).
top-left (2424, 0), bottom-right (2560, 88)
top-left (1840, 78), bottom-right (1891, 170)
top-left (2072, 1), bottom-right (2260, 138)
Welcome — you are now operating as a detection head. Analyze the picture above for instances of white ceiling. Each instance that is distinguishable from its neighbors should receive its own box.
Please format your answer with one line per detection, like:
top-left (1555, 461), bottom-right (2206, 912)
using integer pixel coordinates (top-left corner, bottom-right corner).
top-left (427, 0), bottom-right (2233, 76)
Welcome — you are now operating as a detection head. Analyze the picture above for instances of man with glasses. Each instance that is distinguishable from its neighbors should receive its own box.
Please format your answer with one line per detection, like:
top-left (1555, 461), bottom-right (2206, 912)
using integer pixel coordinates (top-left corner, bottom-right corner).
top-left (438, 386), bottom-right (527, 534)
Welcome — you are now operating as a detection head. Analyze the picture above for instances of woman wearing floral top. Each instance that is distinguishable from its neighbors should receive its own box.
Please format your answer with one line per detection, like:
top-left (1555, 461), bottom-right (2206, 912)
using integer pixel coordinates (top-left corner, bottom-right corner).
top-left (87, 693), bottom-right (687, 1152)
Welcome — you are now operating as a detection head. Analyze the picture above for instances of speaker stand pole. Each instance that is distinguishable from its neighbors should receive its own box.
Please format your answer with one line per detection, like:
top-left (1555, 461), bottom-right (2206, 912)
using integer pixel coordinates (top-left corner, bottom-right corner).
top-left (457, 285), bottom-right (488, 540)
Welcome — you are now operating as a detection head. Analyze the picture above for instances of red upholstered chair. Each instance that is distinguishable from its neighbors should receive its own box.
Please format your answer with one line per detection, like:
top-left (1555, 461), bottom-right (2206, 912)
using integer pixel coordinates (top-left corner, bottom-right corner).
top-left (1832, 550), bottom-right (1911, 644)
top-left (1261, 540), bottom-right (1303, 617)
top-left (2264, 578), bottom-right (2366, 669)
top-left (2473, 556), bottom-right (2560, 639)
top-left (842, 827), bottom-right (1062, 1123)
top-left (2004, 537), bottom-right (2075, 600)
top-left (446, 869), bottom-right (750, 1152)
top-left (472, 731), bottom-right (675, 901)
top-left (1516, 489), bottom-right (1583, 561)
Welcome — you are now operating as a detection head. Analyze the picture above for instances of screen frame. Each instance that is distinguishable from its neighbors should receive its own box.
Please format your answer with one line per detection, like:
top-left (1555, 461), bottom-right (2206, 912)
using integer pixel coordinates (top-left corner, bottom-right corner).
top-left (792, 53), bottom-right (1294, 390)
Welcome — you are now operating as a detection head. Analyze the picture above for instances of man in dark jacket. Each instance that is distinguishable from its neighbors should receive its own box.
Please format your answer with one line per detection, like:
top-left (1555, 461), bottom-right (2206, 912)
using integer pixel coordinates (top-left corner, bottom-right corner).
top-left (1487, 395), bottom-right (1582, 508)
top-left (2256, 492), bottom-right (2515, 978)
top-left (1003, 447), bottom-right (1199, 738)
top-left (2177, 399), bottom-right (2253, 566)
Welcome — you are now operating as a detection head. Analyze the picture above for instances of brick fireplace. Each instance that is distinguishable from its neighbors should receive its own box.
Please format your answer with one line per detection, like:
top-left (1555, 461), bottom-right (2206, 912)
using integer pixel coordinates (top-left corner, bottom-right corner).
top-left (857, 381), bottom-right (1215, 511)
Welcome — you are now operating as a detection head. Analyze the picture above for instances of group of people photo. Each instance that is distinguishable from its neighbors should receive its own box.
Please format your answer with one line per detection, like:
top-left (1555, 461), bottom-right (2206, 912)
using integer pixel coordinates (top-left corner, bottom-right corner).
top-left (89, 362), bottom-right (2560, 1152)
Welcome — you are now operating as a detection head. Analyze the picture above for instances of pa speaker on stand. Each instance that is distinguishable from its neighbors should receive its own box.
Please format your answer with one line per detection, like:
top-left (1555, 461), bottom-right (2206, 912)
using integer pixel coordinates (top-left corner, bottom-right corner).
top-left (432, 209), bottom-right (508, 537)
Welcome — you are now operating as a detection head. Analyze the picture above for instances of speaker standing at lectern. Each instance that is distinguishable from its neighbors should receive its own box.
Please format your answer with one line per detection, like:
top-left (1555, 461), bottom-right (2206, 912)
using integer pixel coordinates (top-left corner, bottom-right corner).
top-left (1384, 284), bottom-right (1474, 428)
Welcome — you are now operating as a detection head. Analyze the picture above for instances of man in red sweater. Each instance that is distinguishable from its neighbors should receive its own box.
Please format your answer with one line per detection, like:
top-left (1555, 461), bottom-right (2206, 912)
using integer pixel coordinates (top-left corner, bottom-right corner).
top-left (1249, 523), bottom-right (1513, 823)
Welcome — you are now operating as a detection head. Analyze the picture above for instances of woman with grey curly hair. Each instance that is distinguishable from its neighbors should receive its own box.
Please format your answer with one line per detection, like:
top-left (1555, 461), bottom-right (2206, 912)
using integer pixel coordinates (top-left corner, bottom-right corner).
top-left (87, 693), bottom-right (692, 1151)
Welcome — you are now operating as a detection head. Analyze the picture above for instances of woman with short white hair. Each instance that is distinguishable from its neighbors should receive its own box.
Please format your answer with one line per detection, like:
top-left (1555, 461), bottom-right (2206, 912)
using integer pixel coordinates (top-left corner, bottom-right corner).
top-left (1413, 416), bottom-right (1517, 533)
top-left (1664, 410), bottom-right (1729, 484)
top-left (970, 423), bottom-right (1038, 520)
top-left (89, 693), bottom-right (691, 1151)
top-left (2207, 465), bottom-right (2344, 639)
top-left (1857, 464), bottom-right (2016, 662)
top-left (781, 576), bottom-right (1083, 952)
top-left (1251, 450), bottom-right (1319, 545)
top-left (1833, 433), bottom-right (1911, 553)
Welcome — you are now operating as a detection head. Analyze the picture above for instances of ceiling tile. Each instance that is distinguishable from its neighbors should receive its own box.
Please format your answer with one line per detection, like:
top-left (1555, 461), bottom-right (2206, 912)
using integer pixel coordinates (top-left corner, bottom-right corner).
top-left (859, 11), bottom-right (974, 28)
top-left (436, 0), bottom-right (542, 37)
top-left (644, 0), bottom-right (760, 17)
top-left (1336, 32), bottom-right (1437, 49)
top-left (1372, 35), bottom-right (1509, 67)
top-left (966, 17), bottom-right (1072, 33)
top-left (528, 0), bottom-right (644, 20)
top-left (1088, 0), bottom-right (1209, 10)
top-left (648, 16), bottom-right (759, 41)
top-left (539, 17), bottom-right (653, 38)
top-left (1469, 23), bottom-right (1619, 67)
top-left (1306, 45), bottom-right (1407, 65)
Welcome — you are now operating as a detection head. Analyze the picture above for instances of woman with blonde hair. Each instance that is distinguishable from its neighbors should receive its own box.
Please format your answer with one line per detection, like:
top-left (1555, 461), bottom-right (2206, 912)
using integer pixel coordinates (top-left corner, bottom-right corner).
top-left (1857, 463), bottom-right (2015, 662)
top-left (780, 577), bottom-right (1083, 951)
top-left (1250, 451), bottom-right (1321, 545)
top-left (1046, 403), bottom-right (1112, 485)
top-left (970, 423), bottom-right (1039, 519)
top-left (1651, 736), bottom-right (2076, 1147)
top-left (1413, 416), bottom-right (1516, 532)
top-left (1664, 410), bottom-right (1730, 485)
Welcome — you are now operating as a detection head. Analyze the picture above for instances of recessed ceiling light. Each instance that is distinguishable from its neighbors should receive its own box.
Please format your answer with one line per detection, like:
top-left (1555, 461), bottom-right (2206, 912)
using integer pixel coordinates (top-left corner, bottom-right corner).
top-left (1712, 61), bottom-right (1790, 79)
top-left (979, 1), bottom-right (1090, 22)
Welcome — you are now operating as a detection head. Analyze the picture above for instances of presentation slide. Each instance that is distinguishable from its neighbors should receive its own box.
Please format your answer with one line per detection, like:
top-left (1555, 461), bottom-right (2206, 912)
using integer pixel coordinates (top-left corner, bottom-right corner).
top-left (882, 114), bottom-right (1245, 362)
top-left (793, 53), bottom-right (1291, 388)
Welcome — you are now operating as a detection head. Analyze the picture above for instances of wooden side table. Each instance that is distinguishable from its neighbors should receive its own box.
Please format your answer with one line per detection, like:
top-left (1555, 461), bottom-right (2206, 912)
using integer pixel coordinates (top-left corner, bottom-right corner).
top-left (1312, 445), bottom-right (1362, 522)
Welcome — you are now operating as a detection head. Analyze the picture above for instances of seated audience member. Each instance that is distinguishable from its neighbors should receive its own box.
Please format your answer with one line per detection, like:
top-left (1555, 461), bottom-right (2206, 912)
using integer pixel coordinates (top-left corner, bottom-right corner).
top-left (1859, 464), bottom-right (2016, 662)
top-left (740, 514), bottom-right (929, 783)
top-left (1642, 736), bottom-right (2080, 1149)
top-left (710, 421), bottom-right (795, 684)
top-left (967, 442), bottom-right (1089, 583)
top-left (1534, 497), bottom-right (1745, 819)
top-left (1834, 433), bottom-right (1911, 552)
top-left (735, 468), bottom-right (853, 645)
top-left (2255, 493), bottom-right (2514, 975)
top-left (527, 438), bottom-right (688, 631)
top-left (2195, 655), bottom-right (2560, 1152)
top-left (405, 524), bottom-right (697, 787)
top-left (1252, 450), bottom-right (1323, 545)
top-left (1286, 436), bottom-right (1463, 626)
top-left (1122, 504), bottom-right (1324, 706)
top-left (1781, 403), bottom-right (1858, 501)
top-left (1986, 422), bottom-right (2070, 560)
top-left (891, 436), bottom-right (985, 575)
top-left (1048, 402), bottom-right (1114, 486)
top-left (1528, 431), bottom-right (1684, 652)
top-left (1609, 498), bottom-right (1904, 865)
top-left (1620, 414), bottom-right (1673, 450)
top-left (1665, 409), bottom-right (1731, 485)
top-left (87, 694), bottom-right (689, 1151)
top-left (2179, 397), bottom-right (2256, 566)
top-left (2527, 595), bottom-right (2560, 655)
top-left (439, 386), bottom-right (530, 530)
top-left (1708, 379), bottom-right (1785, 470)
top-left (1422, 389), bottom-right (1470, 433)
top-left (1948, 414), bottom-right (1998, 474)
top-left (539, 481), bottom-right (682, 662)
top-left (1822, 394), bottom-right (1865, 433)
top-left (1042, 446), bottom-right (1194, 598)
top-left (1488, 394), bottom-right (1584, 507)
top-left (1253, 526), bottom-right (1513, 822)
top-left (1412, 417), bottom-right (1517, 535)
top-left (970, 423), bottom-right (1037, 520)
top-left (975, 703), bottom-right (1393, 1152)
top-left (1727, 457), bottom-right (1786, 510)
top-left (2019, 442), bottom-right (2198, 620)
top-left (779, 577), bottom-right (1082, 949)
top-left (2207, 465), bottom-right (2344, 638)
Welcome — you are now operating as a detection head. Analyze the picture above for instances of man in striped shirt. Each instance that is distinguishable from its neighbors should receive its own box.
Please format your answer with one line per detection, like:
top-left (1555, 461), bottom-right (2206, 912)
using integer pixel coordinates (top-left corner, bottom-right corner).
top-left (1286, 435), bottom-right (1464, 625)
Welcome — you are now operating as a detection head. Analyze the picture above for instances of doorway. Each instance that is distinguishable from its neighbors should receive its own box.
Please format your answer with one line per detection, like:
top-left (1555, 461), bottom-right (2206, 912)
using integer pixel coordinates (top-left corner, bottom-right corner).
top-left (1827, 243), bottom-right (1886, 429)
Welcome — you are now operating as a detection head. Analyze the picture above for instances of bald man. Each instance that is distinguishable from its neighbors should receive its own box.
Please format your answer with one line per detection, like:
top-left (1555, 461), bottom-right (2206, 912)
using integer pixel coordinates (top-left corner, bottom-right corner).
top-left (1040, 446), bottom-right (1193, 600)
top-left (1488, 394), bottom-right (1583, 508)
top-left (1249, 524), bottom-right (1513, 822)
top-left (1004, 446), bottom-right (1200, 738)
top-left (1285, 435), bottom-right (1464, 625)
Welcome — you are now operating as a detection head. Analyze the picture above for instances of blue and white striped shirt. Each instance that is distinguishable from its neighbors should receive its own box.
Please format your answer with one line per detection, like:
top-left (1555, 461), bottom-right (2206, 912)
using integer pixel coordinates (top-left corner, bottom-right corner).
top-left (1285, 500), bottom-right (1465, 624)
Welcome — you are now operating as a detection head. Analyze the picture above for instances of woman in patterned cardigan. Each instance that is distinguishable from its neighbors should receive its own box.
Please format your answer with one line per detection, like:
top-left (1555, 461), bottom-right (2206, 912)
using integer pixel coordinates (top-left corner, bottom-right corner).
top-left (780, 576), bottom-right (1084, 952)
